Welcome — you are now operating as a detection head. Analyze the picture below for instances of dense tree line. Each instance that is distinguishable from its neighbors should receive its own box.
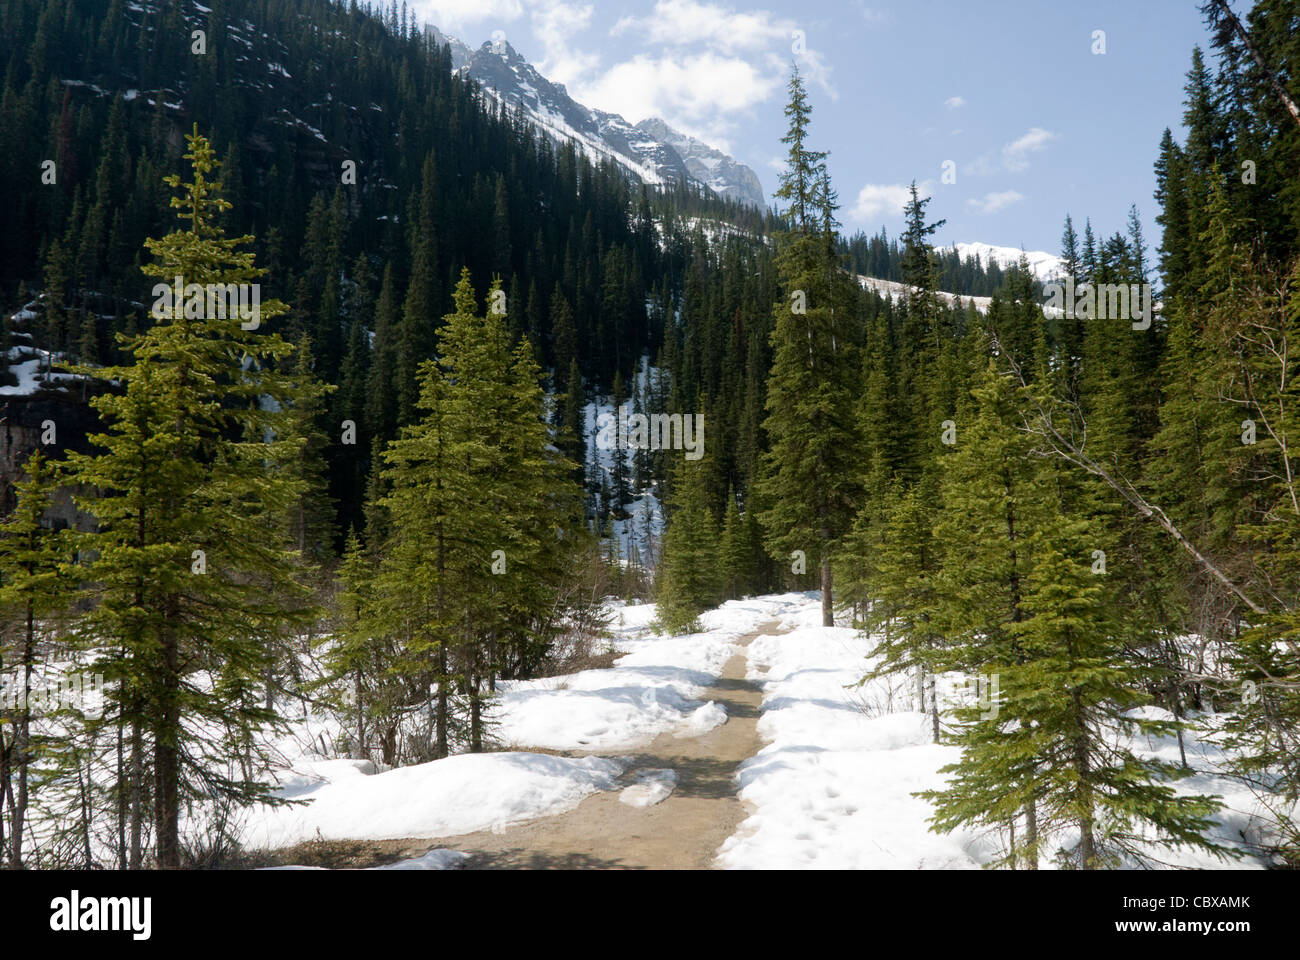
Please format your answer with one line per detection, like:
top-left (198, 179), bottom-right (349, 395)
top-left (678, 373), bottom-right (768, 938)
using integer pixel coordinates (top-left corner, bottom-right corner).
top-left (842, 228), bottom-right (1031, 298)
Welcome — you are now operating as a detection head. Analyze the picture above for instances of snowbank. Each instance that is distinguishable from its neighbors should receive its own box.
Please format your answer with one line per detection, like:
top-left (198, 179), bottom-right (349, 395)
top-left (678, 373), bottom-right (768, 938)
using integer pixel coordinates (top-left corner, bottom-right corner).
top-left (719, 604), bottom-right (985, 869)
top-left (492, 598), bottom-right (748, 751)
top-left (240, 752), bottom-right (621, 848)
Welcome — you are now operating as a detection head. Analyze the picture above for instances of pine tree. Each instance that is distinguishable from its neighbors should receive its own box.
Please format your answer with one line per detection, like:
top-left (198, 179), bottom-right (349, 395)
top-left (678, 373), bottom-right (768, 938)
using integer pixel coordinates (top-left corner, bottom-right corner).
top-left (924, 498), bottom-right (1231, 870)
top-left (366, 263), bottom-right (400, 445)
top-left (719, 486), bottom-right (750, 600)
top-left (65, 128), bottom-right (316, 868)
top-left (375, 269), bottom-right (579, 756)
top-left (0, 451), bottom-right (72, 867)
top-left (656, 457), bottom-right (722, 634)
top-left (756, 67), bottom-right (863, 627)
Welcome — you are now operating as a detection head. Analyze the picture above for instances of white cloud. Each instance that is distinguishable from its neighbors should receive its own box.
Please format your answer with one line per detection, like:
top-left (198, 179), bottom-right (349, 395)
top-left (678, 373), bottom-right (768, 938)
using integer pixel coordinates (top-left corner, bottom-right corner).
top-left (608, 0), bottom-right (836, 102)
top-left (576, 52), bottom-right (780, 130)
top-left (1002, 127), bottom-right (1058, 171)
top-left (963, 127), bottom-right (1060, 177)
top-left (613, 0), bottom-right (789, 53)
top-left (966, 190), bottom-right (1025, 214)
top-left (945, 96), bottom-right (965, 110)
top-left (530, 1), bottom-right (598, 87)
top-left (851, 183), bottom-right (915, 222)
top-left (412, 0), bottom-right (524, 33)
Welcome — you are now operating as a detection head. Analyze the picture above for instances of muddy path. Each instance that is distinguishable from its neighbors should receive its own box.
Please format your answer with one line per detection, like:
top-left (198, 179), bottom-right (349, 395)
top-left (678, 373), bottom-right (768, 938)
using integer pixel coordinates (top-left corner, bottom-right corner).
top-left (386, 620), bottom-right (783, 869)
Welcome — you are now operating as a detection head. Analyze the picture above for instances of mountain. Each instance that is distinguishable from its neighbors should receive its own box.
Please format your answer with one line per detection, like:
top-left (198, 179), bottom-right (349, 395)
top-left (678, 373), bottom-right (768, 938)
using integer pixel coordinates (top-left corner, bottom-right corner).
top-left (942, 242), bottom-right (1064, 282)
top-left (432, 28), bottom-right (766, 210)
top-left (633, 118), bottom-right (767, 210)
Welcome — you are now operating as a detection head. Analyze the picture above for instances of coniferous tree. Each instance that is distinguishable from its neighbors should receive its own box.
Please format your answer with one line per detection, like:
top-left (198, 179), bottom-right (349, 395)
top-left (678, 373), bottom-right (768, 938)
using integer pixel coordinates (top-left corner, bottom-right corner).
top-left (0, 451), bottom-right (72, 867)
top-left (65, 129), bottom-right (315, 868)
top-left (756, 68), bottom-right (863, 627)
top-left (656, 457), bottom-right (722, 634)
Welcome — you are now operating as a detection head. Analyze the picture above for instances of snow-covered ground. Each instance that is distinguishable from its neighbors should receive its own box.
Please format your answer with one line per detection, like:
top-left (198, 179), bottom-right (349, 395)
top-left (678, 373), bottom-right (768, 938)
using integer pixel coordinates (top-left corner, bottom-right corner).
top-left (21, 590), bottom-right (1289, 868)
top-left (493, 602), bottom-right (734, 751)
top-left (719, 594), bottom-right (1282, 870)
top-left (240, 752), bottom-right (623, 848)
top-left (235, 596), bottom-right (769, 851)
top-left (718, 594), bottom-right (988, 869)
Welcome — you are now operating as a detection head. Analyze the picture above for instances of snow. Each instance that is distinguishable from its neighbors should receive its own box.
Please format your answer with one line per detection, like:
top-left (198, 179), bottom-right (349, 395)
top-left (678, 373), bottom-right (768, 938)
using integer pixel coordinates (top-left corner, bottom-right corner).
top-left (370, 849), bottom-right (468, 870)
top-left (715, 593), bottom-right (1281, 870)
top-left (478, 86), bottom-right (666, 187)
top-left (619, 769), bottom-right (677, 807)
top-left (0, 356), bottom-right (46, 396)
top-left (239, 752), bottom-right (622, 847)
top-left (492, 599), bottom-right (740, 751)
top-left (857, 273), bottom-right (993, 315)
top-left (236, 595), bottom-right (765, 850)
top-left (716, 595), bottom-right (987, 869)
top-left (944, 241), bottom-right (1064, 282)
top-left (18, 548), bottom-right (1283, 868)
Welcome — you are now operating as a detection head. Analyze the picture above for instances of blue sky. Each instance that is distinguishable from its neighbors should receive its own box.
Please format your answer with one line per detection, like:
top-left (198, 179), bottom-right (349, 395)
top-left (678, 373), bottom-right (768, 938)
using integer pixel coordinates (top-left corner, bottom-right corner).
top-left (412, 0), bottom-right (1217, 255)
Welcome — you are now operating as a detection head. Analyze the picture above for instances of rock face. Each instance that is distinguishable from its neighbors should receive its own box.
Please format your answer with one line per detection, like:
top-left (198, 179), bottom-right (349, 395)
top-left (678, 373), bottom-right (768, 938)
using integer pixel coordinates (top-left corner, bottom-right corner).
top-left (435, 30), bottom-right (766, 209)
top-left (633, 118), bottom-right (767, 210)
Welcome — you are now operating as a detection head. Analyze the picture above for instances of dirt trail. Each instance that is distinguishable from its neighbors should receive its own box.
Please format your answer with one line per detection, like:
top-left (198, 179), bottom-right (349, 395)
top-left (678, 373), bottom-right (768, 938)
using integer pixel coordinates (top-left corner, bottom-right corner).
top-left (391, 621), bottom-right (782, 869)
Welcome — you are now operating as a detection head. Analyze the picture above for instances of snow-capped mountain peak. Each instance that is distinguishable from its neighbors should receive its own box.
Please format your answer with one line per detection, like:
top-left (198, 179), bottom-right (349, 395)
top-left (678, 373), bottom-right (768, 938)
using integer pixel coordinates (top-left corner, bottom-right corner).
top-left (943, 242), bottom-right (1064, 282)
top-left (423, 25), bottom-right (765, 209)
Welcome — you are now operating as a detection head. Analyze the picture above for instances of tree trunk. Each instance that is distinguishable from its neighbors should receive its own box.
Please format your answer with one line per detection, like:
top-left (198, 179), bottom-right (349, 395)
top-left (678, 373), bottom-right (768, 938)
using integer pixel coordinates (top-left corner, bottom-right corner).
top-left (153, 620), bottom-right (181, 869)
top-left (355, 668), bottom-right (366, 761)
top-left (470, 672), bottom-right (482, 753)
top-left (1071, 688), bottom-right (1095, 870)
top-left (116, 712), bottom-right (126, 870)
top-left (1023, 800), bottom-right (1038, 870)
top-left (11, 600), bottom-right (35, 867)
top-left (129, 716), bottom-right (144, 870)
top-left (435, 638), bottom-right (449, 760)
top-left (820, 556), bottom-right (834, 627)
top-left (1209, 0), bottom-right (1300, 130)
top-left (435, 524), bottom-right (449, 760)
top-left (927, 670), bottom-right (940, 743)
top-left (0, 724), bottom-right (8, 866)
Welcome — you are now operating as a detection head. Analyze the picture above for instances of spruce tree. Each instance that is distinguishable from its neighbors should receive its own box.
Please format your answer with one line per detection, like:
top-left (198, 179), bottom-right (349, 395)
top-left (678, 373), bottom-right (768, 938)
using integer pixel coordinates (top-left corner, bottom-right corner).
top-left (924, 498), bottom-right (1230, 870)
top-left (0, 451), bottom-right (72, 867)
top-left (65, 128), bottom-right (315, 868)
top-left (756, 68), bottom-right (863, 627)
top-left (657, 458), bottom-right (722, 634)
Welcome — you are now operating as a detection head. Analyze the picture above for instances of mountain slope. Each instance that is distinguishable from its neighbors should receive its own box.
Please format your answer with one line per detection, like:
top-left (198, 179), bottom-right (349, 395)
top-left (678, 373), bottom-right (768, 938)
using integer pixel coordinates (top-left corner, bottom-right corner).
top-left (436, 30), bottom-right (765, 209)
top-left (943, 242), bottom-right (1063, 282)
top-left (634, 118), bottom-right (766, 209)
